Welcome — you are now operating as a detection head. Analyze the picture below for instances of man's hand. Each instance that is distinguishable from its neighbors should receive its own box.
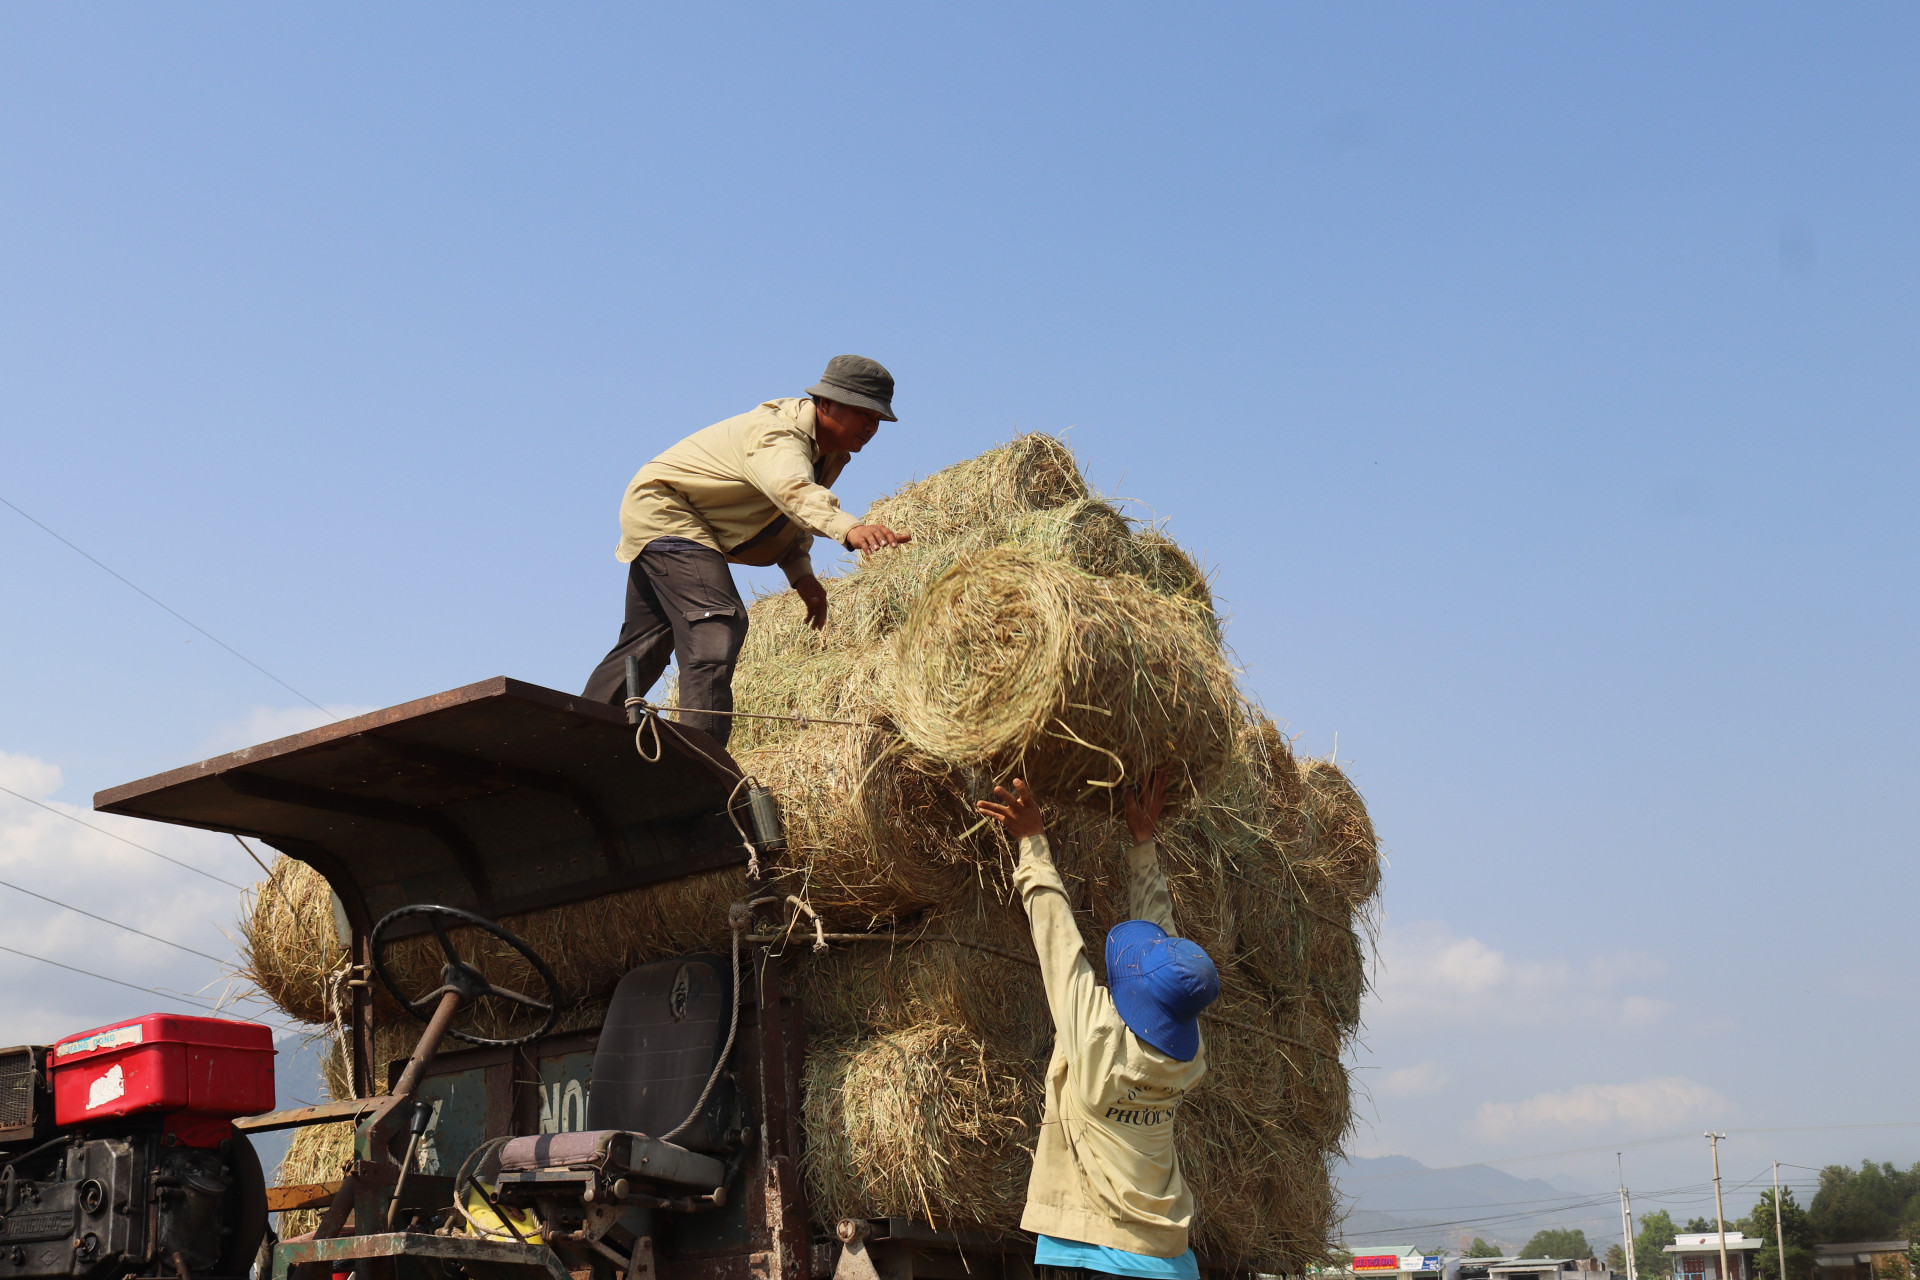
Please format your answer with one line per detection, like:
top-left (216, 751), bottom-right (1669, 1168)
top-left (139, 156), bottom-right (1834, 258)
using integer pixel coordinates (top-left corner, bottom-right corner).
top-left (976, 778), bottom-right (1045, 841)
top-left (1123, 767), bottom-right (1169, 845)
top-left (846, 523), bottom-right (912, 554)
top-left (795, 575), bottom-right (829, 630)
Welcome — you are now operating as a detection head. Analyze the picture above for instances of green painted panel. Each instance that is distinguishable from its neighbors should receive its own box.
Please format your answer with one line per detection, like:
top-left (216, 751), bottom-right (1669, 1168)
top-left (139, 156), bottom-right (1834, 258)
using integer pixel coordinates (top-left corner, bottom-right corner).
top-left (414, 1066), bottom-right (489, 1177)
top-left (536, 1051), bottom-right (594, 1133)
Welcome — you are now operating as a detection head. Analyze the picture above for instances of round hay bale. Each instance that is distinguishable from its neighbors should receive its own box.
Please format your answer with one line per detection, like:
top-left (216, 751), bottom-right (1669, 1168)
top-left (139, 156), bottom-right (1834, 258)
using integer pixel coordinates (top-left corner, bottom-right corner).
top-left (888, 548), bottom-right (1237, 800)
top-left (734, 726), bottom-right (984, 927)
top-left (240, 857), bottom-right (349, 1025)
top-left (787, 886), bottom-right (1049, 1048)
top-left (1123, 528), bottom-right (1214, 613)
top-left (1295, 759), bottom-right (1382, 910)
top-left (863, 433), bottom-right (1088, 547)
top-left (800, 1022), bottom-right (1039, 1233)
top-left (239, 857), bottom-right (745, 1039)
top-left (274, 1118), bottom-right (354, 1236)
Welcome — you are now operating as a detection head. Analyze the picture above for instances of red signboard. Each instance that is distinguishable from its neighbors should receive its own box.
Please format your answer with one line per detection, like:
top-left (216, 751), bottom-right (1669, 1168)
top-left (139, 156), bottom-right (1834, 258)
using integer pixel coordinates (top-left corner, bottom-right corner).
top-left (1353, 1257), bottom-right (1403, 1272)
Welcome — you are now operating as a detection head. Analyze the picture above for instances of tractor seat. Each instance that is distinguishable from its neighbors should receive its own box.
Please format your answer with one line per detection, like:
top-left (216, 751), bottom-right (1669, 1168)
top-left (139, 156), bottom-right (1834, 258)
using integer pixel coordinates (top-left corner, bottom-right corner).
top-left (497, 1129), bottom-right (723, 1190)
top-left (495, 954), bottom-right (739, 1194)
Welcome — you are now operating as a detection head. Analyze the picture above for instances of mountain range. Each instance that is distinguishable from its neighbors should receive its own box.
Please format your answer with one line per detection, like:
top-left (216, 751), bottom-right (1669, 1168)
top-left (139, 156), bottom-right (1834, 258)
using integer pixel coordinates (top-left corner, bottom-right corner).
top-left (1336, 1155), bottom-right (1619, 1254)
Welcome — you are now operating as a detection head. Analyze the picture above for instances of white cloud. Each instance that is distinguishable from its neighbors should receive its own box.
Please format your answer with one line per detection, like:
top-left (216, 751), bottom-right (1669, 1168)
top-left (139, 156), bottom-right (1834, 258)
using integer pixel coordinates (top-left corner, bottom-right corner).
top-left (0, 750), bottom-right (64, 800)
top-left (1377, 1060), bottom-right (1450, 1098)
top-left (0, 755), bottom-right (276, 1043)
top-left (1471, 1076), bottom-right (1732, 1144)
top-left (1368, 919), bottom-right (1672, 1034)
top-left (198, 704), bottom-right (377, 758)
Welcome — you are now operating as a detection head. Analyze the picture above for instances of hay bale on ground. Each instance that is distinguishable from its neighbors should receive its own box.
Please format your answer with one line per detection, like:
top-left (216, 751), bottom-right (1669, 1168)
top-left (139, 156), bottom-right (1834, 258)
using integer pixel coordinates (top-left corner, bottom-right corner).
top-left (236, 434), bottom-right (1380, 1274)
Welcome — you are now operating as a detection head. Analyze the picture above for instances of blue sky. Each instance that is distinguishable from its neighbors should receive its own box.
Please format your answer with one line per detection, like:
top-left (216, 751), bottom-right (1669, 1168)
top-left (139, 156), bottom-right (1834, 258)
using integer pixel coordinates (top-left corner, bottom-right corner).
top-left (3, 4), bottom-right (1916, 1220)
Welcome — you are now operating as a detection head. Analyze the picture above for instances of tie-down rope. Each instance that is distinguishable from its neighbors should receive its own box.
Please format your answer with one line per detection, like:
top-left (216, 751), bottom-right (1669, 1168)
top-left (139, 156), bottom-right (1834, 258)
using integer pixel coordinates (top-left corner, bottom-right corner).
top-left (744, 906), bottom-right (1338, 1063)
top-left (624, 696), bottom-right (873, 765)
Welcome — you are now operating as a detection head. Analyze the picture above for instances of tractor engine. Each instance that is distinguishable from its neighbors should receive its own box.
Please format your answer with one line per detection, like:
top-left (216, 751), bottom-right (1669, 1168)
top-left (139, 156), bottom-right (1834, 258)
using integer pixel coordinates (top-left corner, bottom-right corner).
top-left (0, 1017), bottom-right (274, 1280)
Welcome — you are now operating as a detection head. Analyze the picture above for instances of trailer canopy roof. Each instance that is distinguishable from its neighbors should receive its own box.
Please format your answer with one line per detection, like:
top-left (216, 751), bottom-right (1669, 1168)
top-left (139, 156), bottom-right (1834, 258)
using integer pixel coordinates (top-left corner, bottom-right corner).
top-left (94, 676), bottom-right (747, 933)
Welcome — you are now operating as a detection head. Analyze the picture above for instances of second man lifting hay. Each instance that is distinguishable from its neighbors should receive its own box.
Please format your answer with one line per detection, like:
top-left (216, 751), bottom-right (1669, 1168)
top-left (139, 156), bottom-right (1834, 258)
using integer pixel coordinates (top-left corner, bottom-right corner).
top-left (977, 770), bottom-right (1222, 1280)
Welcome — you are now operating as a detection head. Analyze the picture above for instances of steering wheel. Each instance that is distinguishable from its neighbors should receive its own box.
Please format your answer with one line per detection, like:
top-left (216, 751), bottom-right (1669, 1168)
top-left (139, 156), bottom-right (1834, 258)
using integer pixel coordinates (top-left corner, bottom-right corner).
top-left (369, 905), bottom-right (561, 1047)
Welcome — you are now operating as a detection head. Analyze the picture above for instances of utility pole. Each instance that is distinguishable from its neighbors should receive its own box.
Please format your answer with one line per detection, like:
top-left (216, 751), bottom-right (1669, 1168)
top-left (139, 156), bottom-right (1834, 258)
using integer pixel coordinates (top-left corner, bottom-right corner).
top-left (1619, 1152), bottom-right (1640, 1280)
top-left (1772, 1162), bottom-right (1789, 1280)
top-left (1709, 1133), bottom-right (1732, 1280)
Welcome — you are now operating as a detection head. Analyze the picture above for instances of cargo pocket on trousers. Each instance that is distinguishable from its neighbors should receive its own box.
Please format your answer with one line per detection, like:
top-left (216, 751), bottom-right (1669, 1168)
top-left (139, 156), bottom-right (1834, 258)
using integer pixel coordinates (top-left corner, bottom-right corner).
top-left (682, 606), bottom-right (745, 666)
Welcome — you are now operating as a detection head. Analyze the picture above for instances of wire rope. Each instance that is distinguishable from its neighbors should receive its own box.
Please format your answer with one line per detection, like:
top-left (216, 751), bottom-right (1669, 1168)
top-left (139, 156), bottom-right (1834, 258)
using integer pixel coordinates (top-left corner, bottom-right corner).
top-left (0, 492), bottom-right (333, 715)
top-left (0, 877), bottom-right (226, 963)
top-left (0, 784), bottom-right (245, 889)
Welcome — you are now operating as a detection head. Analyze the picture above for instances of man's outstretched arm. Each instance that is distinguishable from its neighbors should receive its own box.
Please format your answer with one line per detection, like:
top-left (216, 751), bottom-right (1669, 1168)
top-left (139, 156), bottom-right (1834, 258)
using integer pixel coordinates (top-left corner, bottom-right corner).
top-left (1124, 767), bottom-right (1179, 936)
top-left (977, 779), bottom-right (1103, 1057)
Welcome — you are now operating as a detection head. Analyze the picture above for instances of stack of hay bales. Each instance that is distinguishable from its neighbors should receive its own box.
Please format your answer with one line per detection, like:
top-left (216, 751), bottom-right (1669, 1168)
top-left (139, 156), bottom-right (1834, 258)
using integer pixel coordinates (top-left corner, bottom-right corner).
top-left (243, 436), bottom-right (1380, 1273)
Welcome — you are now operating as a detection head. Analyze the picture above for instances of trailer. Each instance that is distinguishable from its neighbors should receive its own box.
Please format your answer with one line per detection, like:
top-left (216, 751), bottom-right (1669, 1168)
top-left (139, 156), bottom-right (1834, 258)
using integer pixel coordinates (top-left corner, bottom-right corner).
top-left (0, 676), bottom-right (1245, 1280)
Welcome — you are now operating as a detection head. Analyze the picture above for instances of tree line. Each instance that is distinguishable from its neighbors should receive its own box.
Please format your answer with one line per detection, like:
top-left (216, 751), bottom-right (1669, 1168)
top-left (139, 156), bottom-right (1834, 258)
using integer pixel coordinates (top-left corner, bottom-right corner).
top-left (1450, 1161), bottom-right (1920, 1277)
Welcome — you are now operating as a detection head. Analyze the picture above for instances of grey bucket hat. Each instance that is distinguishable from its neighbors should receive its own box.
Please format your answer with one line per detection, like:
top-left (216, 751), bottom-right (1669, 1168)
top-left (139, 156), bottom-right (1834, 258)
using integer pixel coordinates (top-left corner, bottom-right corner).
top-left (808, 354), bottom-right (897, 422)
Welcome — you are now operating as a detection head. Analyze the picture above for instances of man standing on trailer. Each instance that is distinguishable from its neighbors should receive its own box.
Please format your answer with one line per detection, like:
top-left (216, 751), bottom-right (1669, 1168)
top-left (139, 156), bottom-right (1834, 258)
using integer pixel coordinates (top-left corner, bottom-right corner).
top-left (583, 355), bottom-right (911, 746)
top-left (975, 770), bottom-right (1220, 1280)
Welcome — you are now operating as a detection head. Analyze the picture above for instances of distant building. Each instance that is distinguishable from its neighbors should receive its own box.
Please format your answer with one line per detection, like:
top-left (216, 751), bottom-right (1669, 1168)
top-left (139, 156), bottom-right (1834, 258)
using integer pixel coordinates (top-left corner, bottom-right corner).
top-left (1813, 1240), bottom-right (1911, 1280)
top-left (1484, 1258), bottom-right (1613, 1280)
top-left (1665, 1232), bottom-right (1765, 1280)
top-left (1330, 1252), bottom-right (1613, 1280)
top-left (1347, 1250), bottom-right (1448, 1280)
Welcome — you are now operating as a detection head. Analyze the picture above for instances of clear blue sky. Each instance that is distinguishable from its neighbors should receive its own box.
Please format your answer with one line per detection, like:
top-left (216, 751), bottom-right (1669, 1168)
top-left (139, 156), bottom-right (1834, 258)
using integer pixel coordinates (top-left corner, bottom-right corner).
top-left (3, 4), bottom-right (1916, 1212)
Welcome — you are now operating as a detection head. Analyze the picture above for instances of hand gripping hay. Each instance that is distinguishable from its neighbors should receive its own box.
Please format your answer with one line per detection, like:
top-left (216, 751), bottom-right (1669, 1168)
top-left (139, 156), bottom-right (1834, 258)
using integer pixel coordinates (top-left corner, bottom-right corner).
top-left (888, 548), bottom-right (1238, 799)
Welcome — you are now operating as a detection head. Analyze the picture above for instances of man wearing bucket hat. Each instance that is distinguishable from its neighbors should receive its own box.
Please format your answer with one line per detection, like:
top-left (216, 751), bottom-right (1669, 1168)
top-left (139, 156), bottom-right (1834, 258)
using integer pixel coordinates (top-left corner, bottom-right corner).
top-left (975, 770), bottom-right (1220, 1280)
top-left (583, 355), bottom-right (910, 745)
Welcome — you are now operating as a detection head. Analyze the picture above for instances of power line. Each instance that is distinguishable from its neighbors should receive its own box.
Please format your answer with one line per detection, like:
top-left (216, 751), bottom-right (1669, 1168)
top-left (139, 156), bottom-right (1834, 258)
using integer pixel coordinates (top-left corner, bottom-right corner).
top-left (0, 943), bottom-right (219, 1011)
top-left (0, 492), bottom-right (332, 715)
top-left (1338, 1171), bottom-right (1833, 1239)
top-left (0, 784), bottom-right (245, 889)
top-left (0, 877), bottom-right (227, 964)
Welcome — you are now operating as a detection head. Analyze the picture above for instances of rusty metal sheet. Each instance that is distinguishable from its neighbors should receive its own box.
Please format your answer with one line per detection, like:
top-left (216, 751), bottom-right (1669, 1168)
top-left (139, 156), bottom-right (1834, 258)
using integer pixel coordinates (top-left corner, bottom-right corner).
top-left (265, 1176), bottom-right (454, 1214)
top-left (236, 1095), bottom-right (392, 1134)
top-left (93, 677), bottom-right (747, 927)
top-left (274, 1229), bottom-right (571, 1280)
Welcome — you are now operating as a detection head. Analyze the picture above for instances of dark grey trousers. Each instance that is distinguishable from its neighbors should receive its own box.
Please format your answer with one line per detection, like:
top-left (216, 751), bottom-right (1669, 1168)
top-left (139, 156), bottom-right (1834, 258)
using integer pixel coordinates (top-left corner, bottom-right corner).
top-left (582, 538), bottom-right (749, 746)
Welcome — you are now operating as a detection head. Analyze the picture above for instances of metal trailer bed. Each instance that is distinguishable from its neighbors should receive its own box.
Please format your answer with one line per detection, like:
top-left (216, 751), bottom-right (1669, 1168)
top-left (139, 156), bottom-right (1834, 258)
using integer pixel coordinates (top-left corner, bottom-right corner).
top-left (94, 677), bottom-right (1247, 1280)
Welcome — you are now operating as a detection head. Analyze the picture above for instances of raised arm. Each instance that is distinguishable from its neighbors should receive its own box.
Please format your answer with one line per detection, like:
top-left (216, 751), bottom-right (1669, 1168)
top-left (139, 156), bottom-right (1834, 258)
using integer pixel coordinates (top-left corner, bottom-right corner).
top-left (1123, 768), bottom-right (1179, 936)
top-left (977, 780), bottom-right (1106, 1057)
top-left (740, 417), bottom-right (860, 546)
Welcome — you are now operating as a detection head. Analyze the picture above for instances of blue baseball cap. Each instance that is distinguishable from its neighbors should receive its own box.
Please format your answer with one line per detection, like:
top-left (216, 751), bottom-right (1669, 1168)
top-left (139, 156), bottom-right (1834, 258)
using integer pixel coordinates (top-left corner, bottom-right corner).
top-left (1105, 919), bottom-right (1220, 1061)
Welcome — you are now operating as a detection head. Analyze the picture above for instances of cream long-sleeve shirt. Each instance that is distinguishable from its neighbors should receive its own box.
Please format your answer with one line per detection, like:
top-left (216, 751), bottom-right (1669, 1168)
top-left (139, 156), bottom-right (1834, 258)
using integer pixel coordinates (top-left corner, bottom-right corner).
top-left (615, 397), bottom-right (859, 585)
top-left (1013, 833), bottom-right (1208, 1257)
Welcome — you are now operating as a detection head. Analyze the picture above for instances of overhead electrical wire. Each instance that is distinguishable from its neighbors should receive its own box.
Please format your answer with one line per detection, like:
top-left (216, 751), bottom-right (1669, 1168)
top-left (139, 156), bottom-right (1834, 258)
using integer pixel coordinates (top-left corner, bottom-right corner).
top-left (0, 877), bottom-right (227, 963)
top-left (0, 492), bottom-right (333, 715)
top-left (1339, 1167), bottom-right (1831, 1242)
top-left (0, 942), bottom-right (220, 1011)
top-left (0, 783), bottom-right (246, 889)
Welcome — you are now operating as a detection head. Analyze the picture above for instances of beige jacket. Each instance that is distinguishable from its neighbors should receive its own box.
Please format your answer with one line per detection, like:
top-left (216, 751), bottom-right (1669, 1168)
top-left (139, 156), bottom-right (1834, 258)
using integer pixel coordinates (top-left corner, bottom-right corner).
top-left (1014, 834), bottom-right (1207, 1256)
top-left (616, 397), bottom-right (859, 585)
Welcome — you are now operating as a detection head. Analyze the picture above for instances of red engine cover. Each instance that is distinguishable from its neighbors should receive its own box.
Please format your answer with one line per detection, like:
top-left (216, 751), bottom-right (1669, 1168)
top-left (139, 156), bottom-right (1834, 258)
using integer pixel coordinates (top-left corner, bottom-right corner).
top-left (50, 1014), bottom-right (275, 1144)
